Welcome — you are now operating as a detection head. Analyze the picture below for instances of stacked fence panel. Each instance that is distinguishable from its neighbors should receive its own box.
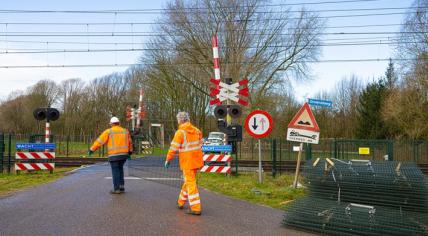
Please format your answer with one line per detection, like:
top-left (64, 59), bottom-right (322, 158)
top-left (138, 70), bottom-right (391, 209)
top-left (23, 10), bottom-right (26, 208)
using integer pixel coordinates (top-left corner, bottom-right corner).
top-left (283, 159), bottom-right (428, 235)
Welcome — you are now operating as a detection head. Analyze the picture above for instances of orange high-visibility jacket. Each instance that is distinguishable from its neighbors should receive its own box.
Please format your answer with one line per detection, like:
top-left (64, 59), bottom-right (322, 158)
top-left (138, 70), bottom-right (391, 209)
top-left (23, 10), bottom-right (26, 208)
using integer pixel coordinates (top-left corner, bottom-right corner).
top-left (166, 122), bottom-right (203, 170)
top-left (90, 125), bottom-right (133, 157)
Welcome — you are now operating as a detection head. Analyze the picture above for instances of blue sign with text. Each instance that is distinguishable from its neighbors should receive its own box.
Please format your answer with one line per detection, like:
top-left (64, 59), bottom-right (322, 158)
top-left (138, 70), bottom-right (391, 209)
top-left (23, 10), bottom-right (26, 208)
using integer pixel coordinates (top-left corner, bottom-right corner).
top-left (16, 143), bottom-right (56, 150)
top-left (308, 98), bottom-right (332, 108)
top-left (202, 145), bottom-right (232, 153)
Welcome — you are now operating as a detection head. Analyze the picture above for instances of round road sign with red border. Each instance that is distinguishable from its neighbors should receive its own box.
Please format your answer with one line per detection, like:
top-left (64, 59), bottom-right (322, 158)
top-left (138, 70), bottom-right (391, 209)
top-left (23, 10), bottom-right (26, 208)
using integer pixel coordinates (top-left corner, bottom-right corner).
top-left (244, 110), bottom-right (273, 138)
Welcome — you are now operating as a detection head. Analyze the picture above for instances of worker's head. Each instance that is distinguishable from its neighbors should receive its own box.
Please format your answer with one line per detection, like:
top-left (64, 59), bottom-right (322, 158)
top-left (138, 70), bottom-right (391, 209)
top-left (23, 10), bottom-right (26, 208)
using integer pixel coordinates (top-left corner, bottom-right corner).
top-left (176, 112), bottom-right (190, 125)
top-left (110, 116), bottom-right (120, 126)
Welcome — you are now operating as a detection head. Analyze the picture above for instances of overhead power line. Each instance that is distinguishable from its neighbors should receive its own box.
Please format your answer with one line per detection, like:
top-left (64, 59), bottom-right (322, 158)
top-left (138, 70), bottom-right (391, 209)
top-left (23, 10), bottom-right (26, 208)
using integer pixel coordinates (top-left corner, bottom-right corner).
top-left (0, 36), bottom-right (402, 46)
top-left (0, 6), bottom-right (425, 15)
top-left (0, 1), bottom-right (386, 14)
top-left (0, 58), bottom-right (423, 69)
top-left (0, 40), bottom-right (425, 54)
top-left (0, 31), bottom-right (424, 37)
top-left (0, 11), bottom-right (420, 25)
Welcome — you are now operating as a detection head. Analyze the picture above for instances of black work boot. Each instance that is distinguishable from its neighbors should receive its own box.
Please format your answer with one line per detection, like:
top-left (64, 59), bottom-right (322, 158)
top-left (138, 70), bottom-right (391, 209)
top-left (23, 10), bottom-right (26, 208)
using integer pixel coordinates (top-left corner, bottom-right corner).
top-left (110, 189), bottom-right (121, 194)
top-left (119, 185), bottom-right (125, 193)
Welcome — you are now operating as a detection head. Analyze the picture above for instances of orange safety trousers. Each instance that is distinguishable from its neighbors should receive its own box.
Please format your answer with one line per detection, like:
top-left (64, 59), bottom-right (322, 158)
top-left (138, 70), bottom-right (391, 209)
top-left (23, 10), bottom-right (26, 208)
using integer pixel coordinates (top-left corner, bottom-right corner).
top-left (177, 169), bottom-right (201, 212)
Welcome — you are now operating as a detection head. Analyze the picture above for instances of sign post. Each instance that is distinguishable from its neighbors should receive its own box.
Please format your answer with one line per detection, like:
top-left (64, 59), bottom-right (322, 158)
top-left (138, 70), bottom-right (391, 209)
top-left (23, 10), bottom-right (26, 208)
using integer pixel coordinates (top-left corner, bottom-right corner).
top-left (286, 102), bottom-right (320, 188)
top-left (244, 110), bottom-right (273, 183)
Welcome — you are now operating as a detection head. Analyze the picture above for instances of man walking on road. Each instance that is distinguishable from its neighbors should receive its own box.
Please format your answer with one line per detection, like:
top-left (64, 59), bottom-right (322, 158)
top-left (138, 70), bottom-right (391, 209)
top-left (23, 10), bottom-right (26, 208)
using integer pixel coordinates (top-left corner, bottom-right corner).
top-left (89, 117), bottom-right (133, 194)
top-left (165, 112), bottom-right (204, 215)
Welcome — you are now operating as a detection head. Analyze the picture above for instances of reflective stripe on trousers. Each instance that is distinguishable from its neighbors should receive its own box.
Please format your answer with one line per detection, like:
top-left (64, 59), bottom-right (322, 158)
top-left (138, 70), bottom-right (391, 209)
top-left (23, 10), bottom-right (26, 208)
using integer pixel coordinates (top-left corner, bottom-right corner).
top-left (177, 169), bottom-right (201, 212)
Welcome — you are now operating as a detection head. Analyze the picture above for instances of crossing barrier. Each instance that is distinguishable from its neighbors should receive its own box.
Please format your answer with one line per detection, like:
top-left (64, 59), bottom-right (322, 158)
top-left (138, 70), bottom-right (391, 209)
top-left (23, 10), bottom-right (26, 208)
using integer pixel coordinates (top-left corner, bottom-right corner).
top-left (200, 154), bottom-right (232, 173)
top-left (15, 152), bottom-right (55, 159)
top-left (15, 163), bottom-right (55, 171)
top-left (15, 143), bottom-right (56, 173)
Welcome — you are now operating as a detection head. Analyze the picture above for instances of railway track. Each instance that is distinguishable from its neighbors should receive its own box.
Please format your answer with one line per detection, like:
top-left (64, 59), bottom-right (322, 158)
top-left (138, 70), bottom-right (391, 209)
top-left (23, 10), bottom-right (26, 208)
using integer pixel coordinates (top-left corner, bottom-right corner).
top-left (3, 158), bottom-right (427, 174)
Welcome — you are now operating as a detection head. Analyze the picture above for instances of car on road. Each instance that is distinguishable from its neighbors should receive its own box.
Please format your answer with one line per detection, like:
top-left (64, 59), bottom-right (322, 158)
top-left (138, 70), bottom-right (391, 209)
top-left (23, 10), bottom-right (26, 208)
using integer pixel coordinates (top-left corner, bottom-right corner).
top-left (204, 132), bottom-right (227, 146)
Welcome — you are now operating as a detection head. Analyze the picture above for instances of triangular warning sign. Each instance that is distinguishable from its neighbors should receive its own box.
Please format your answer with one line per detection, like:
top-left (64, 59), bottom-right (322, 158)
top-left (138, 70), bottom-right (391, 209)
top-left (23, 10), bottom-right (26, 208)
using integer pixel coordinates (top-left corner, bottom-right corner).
top-left (287, 102), bottom-right (319, 132)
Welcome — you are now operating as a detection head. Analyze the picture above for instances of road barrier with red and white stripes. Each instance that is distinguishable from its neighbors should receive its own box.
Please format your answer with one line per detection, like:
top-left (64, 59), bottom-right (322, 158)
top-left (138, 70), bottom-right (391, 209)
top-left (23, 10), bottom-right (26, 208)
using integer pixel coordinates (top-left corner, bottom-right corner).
top-left (15, 145), bottom-right (56, 172)
top-left (15, 152), bottom-right (55, 159)
top-left (200, 154), bottom-right (232, 174)
top-left (15, 163), bottom-right (55, 171)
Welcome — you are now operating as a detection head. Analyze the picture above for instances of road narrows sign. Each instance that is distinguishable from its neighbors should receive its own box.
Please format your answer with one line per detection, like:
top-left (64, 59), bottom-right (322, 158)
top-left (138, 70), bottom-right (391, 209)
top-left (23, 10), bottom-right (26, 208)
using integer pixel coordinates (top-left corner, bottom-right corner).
top-left (287, 103), bottom-right (320, 144)
top-left (245, 110), bottom-right (273, 139)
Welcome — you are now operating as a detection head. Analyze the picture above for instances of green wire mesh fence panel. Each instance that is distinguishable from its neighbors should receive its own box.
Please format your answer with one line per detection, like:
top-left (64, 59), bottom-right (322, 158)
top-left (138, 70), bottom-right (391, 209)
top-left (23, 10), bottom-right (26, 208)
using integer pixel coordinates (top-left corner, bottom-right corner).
top-left (284, 159), bottom-right (428, 235)
top-left (0, 133), bottom-right (4, 172)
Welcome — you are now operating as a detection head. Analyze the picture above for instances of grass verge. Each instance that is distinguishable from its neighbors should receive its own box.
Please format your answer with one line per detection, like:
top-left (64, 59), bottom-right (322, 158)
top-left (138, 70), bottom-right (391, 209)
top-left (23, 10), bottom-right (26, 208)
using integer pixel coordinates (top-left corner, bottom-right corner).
top-left (198, 172), bottom-right (306, 209)
top-left (0, 167), bottom-right (75, 197)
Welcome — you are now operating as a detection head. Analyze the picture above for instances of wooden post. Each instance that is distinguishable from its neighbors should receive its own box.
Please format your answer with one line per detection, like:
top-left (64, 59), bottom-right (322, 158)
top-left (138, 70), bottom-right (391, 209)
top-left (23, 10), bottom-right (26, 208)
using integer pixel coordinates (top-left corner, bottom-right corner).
top-left (293, 142), bottom-right (304, 188)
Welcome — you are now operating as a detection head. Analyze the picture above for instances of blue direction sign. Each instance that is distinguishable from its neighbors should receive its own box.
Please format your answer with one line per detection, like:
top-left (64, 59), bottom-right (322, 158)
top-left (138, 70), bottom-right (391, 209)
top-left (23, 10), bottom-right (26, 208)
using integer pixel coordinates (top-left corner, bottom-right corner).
top-left (16, 143), bottom-right (56, 150)
top-left (202, 145), bottom-right (232, 153)
top-left (308, 98), bottom-right (332, 108)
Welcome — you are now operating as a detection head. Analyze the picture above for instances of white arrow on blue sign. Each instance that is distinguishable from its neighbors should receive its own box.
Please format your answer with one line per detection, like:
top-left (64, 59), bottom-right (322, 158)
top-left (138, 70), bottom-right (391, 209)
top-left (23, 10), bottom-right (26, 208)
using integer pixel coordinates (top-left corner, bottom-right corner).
top-left (308, 98), bottom-right (332, 108)
top-left (202, 145), bottom-right (232, 153)
top-left (16, 143), bottom-right (56, 150)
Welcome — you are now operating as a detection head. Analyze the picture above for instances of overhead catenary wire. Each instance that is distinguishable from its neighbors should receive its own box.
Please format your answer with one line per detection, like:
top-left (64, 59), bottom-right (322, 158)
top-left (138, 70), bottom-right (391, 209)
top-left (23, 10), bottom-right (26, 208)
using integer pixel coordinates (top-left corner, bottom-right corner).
top-left (0, 31), bottom-right (425, 37)
top-left (0, 41), bottom-right (425, 54)
top-left (0, 11), bottom-right (423, 25)
top-left (0, 36), bottom-right (403, 46)
top-left (0, 58), bottom-right (423, 69)
top-left (0, 6), bottom-right (425, 15)
top-left (0, 1), bottom-right (389, 14)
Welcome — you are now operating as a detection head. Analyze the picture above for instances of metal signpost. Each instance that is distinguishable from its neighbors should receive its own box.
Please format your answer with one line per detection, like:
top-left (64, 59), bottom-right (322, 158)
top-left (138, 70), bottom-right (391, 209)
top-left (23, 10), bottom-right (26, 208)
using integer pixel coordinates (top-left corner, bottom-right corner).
top-left (287, 102), bottom-right (320, 188)
top-left (244, 110), bottom-right (273, 183)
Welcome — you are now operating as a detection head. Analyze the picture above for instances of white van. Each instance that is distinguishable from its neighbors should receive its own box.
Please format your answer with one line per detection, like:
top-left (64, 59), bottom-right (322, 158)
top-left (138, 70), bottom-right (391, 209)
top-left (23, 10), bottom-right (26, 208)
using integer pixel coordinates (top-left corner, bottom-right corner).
top-left (204, 132), bottom-right (227, 145)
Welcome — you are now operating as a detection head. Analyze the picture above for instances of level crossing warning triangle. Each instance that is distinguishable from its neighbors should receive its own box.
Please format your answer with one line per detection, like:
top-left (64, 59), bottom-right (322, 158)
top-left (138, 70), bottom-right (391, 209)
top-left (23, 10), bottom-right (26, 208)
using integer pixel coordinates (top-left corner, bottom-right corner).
top-left (287, 102), bottom-right (319, 132)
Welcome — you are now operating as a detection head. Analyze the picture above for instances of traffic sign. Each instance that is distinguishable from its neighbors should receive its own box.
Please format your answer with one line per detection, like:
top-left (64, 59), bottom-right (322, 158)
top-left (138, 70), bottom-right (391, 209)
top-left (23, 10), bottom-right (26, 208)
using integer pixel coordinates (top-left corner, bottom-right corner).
top-left (287, 103), bottom-right (319, 132)
top-left (244, 110), bottom-right (273, 138)
top-left (16, 143), bottom-right (56, 150)
top-left (202, 145), bottom-right (232, 153)
top-left (286, 128), bottom-right (319, 144)
top-left (287, 103), bottom-right (320, 144)
top-left (308, 98), bottom-right (332, 108)
top-left (209, 78), bottom-right (249, 106)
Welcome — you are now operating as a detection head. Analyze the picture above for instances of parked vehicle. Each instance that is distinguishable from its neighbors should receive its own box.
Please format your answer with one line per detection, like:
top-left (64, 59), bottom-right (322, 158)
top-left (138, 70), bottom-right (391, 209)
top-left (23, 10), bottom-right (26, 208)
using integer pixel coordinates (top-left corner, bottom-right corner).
top-left (204, 132), bottom-right (227, 145)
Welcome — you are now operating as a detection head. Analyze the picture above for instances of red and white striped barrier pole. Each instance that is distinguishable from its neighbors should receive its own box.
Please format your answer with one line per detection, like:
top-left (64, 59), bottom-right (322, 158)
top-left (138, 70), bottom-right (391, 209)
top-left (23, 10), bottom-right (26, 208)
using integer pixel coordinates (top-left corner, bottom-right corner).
top-left (45, 121), bottom-right (50, 143)
top-left (45, 121), bottom-right (50, 154)
top-left (136, 88), bottom-right (144, 129)
top-left (212, 35), bottom-right (221, 82)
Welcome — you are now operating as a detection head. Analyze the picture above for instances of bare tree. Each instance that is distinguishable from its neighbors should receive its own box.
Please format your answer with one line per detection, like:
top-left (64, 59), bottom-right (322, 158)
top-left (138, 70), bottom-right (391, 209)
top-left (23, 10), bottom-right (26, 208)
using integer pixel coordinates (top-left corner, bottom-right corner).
top-left (142, 0), bottom-right (324, 128)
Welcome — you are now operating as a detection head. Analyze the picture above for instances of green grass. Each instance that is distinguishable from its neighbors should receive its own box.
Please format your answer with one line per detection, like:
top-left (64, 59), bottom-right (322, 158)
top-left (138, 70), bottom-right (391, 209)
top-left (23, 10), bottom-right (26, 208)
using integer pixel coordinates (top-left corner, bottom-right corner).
top-left (198, 172), bottom-right (306, 209)
top-left (0, 167), bottom-right (76, 197)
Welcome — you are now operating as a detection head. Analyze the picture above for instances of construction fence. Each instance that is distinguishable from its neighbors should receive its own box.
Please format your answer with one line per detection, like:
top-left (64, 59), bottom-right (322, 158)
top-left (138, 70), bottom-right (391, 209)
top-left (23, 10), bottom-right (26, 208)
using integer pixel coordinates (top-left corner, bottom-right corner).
top-left (0, 133), bottom-right (427, 173)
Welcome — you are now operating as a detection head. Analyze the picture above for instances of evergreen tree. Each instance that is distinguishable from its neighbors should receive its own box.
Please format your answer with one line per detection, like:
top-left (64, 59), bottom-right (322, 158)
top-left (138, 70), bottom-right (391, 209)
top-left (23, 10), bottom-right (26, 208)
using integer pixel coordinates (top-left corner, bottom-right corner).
top-left (355, 79), bottom-right (388, 139)
top-left (384, 58), bottom-right (398, 90)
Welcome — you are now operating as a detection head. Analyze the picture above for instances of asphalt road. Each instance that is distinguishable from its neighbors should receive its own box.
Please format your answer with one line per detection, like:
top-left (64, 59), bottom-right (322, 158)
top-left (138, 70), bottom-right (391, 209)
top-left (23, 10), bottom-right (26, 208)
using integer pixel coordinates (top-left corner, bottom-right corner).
top-left (0, 163), bottom-right (316, 236)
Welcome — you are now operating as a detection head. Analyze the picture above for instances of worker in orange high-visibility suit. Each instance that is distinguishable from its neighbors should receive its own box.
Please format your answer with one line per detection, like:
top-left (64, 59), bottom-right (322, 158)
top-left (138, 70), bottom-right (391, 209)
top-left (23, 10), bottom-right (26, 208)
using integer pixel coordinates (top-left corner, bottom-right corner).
top-left (165, 112), bottom-right (204, 215)
top-left (88, 117), bottom-right (133, 194)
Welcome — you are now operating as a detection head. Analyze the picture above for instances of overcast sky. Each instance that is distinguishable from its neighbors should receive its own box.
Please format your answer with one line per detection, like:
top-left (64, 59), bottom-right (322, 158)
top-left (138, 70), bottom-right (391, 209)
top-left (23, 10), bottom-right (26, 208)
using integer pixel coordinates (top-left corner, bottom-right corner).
top-left (0, 0), bottom-right (413, 101)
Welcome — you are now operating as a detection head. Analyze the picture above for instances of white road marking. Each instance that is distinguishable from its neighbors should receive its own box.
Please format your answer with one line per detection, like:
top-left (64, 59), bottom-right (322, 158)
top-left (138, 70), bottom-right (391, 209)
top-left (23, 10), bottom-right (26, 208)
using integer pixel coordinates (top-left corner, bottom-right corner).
top-left (104, 177), bottom-right (142, 180)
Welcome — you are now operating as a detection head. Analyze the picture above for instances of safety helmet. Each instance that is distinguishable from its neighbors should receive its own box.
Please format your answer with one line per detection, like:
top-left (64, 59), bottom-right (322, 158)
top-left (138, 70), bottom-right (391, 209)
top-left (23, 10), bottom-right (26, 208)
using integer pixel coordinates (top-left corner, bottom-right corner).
top-left (110, 116), bottom-right (120, 124)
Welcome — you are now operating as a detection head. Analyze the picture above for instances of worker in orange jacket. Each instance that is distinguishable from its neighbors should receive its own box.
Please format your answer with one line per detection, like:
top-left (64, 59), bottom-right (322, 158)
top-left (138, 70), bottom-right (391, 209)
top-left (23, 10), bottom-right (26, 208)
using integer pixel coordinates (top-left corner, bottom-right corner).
top-left (89, 117), bottom-right (133, 194)
top-left (165, 112), bottom-right (204, 215)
